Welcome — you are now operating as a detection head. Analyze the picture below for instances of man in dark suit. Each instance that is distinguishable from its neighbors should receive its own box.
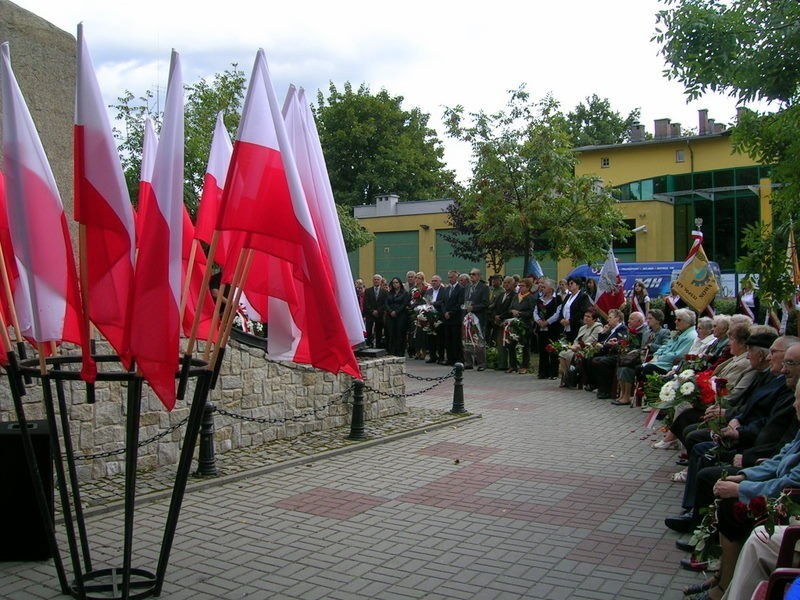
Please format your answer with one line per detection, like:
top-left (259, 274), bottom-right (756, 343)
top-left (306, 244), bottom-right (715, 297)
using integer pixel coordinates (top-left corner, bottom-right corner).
top-left (423, 275), bottom-right (448, 363)
top-left (463, 269), bottom-right (490, 370)
top-left (490, 276), bottom-right (516, 371)
top-left (442, 270), bottom-right (464, 365)
top-left (586, 308), bottom-right (629, 399)
top-left (363, 273), bottom-right (388, 348)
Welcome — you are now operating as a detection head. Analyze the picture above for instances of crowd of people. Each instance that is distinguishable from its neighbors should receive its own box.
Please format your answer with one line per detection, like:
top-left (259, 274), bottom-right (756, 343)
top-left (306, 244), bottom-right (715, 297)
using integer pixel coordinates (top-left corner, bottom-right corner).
top-left (356, 269), bottom-right (800, 597)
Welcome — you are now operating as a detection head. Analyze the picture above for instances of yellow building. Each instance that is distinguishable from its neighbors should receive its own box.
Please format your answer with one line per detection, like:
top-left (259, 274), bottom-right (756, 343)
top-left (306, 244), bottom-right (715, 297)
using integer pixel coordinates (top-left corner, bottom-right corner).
top-left (572, 111), bottom-right (772, 282)
top-left (351, 195), bottom-right (556, 281)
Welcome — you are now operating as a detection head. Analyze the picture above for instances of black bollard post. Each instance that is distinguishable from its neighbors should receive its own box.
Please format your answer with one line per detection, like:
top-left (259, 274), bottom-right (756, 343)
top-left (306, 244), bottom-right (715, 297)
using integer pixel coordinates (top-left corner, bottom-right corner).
top-left (348, 380), bottom-right (366, 440)
top-left (450, 362), bottom-right (467, 414)
top-left (194, 398), bottom-right (218, 478)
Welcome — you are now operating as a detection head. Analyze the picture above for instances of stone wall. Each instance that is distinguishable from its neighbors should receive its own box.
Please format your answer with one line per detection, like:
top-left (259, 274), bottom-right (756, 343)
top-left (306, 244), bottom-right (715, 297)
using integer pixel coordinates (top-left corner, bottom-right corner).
top-left (0, 341), bottom-right (406, 481)
top-left (1, 1), bottom-right (76, 232)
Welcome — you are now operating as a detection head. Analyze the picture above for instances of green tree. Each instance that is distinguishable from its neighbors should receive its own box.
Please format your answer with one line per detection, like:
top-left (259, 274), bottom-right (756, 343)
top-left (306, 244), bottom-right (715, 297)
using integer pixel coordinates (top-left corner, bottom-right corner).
top-left (112, 65), bottom-right (245, 216)
top-left (443, 86), bottom-right (629, 272)
top-left (314, 82), bottom-right (457, 206)
top-left (567, 94), bottom-right (641, 147)
top-left (736, 221), bottom-right (796, 318)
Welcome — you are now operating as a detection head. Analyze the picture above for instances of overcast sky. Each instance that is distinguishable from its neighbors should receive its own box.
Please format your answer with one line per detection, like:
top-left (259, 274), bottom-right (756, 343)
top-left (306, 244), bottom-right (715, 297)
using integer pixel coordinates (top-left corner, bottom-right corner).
top-left (12, 0), bottom-right (763, 183)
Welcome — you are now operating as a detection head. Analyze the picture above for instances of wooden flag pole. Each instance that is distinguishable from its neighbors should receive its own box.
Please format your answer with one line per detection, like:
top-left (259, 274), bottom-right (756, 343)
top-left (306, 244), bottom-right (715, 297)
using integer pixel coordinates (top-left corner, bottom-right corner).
top-left (0, 242), bottom-right (25, 339)
top-left (204, 246), bottom-right (247, 363)
top-left (178, 237), bottom-right (199, 326)
top-left (208, 248), bottom-right (253, 370)
top-left (183, 231), bottom-right (219, 357)
top-left (201, 282), bottom-right (227, 362)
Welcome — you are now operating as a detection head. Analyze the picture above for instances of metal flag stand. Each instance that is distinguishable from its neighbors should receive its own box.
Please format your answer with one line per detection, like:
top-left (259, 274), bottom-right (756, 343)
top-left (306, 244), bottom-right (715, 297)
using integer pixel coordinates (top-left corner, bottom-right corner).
top-left (4, 351), bottom-right (212, 600)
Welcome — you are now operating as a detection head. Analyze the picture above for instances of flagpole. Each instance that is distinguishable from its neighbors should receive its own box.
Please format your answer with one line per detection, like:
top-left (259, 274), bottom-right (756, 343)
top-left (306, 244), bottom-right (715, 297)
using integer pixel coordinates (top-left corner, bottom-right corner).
top-left (207, 246), bottom-right (251, 367)
top-left (0, 243), bottom-right (21, 337)
top-left (184, 231), bottom-right (219, 356)
top-left (178, 237), bottom-right (199, 325)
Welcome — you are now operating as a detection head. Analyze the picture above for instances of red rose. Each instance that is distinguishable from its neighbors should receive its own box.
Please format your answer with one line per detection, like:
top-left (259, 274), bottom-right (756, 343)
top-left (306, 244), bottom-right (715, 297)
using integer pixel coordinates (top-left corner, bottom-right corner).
top-left (732, 501), bottom-right (749, 523)
top-left (619, 339), bottom-right (629, 348)
top-left (545, 344), bottom-right (555, 353)
top-left (686, 354), bottom-right (698, 360)
top-left (578, 341), bottom-right (586, 348)
top-left (749, 496), bottom-right (768, 517)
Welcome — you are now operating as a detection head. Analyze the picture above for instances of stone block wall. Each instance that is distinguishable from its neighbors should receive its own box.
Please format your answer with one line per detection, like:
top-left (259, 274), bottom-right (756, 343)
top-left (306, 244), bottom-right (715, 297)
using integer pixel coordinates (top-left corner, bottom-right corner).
top-left (0, 341), bottom-right (406, 481)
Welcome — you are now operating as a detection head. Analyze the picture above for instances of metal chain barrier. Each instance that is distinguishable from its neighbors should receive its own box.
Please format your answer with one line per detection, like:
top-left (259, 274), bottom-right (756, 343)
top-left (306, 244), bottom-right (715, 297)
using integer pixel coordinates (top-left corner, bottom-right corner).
top-left (73, 367), bottom-right (456, 461)
top-left (76, 416), bottom-right (191, 460)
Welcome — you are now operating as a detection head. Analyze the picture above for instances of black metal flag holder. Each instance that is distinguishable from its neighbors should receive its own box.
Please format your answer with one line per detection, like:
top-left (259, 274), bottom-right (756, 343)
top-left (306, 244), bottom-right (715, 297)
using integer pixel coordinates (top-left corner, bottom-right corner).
top-left (4, 352), bottom-right (212, 599)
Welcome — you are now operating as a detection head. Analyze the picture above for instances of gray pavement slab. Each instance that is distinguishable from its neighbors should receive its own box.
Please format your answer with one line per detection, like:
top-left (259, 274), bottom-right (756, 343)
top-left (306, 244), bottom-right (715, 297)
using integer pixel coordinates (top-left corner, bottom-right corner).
top-left (1, 361), bottom-right (706, 598)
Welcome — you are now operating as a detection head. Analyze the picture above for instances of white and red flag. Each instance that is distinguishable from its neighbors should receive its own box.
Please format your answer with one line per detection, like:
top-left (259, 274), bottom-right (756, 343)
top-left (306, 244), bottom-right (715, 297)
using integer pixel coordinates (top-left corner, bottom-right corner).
top-left (129, 51), bottom-right (184, 410)
top-left (595, 247), bottom-right (625, 315)
top-left (194, 111), bottom-right (232, 266)
top-left (282, 86), bottom-right (364, 348)
top-left (217, 50), bottom-right (360, 378)
top-left (0, 43), bottom-right (95, 379)
top-left (135, 117), bottom-right (159, 248)
top-left (0, 172), bottom-right (18, 319)
top-left (75, 24), bottom-right (136, 367)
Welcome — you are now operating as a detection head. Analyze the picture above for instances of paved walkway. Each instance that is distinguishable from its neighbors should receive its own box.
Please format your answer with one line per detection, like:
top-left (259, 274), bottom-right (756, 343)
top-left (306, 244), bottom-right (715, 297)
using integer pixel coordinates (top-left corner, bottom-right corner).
top-left (1, 361), bottom-right (704, 599)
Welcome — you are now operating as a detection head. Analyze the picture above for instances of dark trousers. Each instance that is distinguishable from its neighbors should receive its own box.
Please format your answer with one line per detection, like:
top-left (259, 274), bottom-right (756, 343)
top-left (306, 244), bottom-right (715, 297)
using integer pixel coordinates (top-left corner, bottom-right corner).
top-left (443, 323), bottom-right (462, 365)
top-left (365, 312), bottom-right (384, 348)
top-left (427, 330), bottom-right (445, 362)
top-left (589, 355), bottom-right (618, 394)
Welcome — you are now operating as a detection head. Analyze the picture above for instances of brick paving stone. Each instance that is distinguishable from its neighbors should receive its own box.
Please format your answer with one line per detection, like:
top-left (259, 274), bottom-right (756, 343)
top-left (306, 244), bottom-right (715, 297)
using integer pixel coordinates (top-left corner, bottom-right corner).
top-left (1, 363), bottom-right (720, 599)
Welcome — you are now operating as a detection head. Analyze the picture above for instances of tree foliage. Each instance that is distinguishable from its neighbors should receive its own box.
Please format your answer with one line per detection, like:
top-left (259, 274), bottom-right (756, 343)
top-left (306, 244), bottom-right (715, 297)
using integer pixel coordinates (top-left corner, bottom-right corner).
top-left (314, 82), bottom-right (457, 207)
top-left (443, 86), bottom-right (629, 273)
top-left (736, 221), bottom-right (796, 315)
top-left (567, 94), bottom-right (641, 147)
top-left (654, 0), bottom-right (800, 301)
top-left (112, 65), bottom-right (245, 216)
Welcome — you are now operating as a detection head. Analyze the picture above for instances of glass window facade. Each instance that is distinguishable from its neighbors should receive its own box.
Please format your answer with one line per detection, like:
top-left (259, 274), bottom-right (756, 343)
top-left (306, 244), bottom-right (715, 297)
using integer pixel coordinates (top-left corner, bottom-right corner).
top-left (614, 166), bottom-right (769, 271)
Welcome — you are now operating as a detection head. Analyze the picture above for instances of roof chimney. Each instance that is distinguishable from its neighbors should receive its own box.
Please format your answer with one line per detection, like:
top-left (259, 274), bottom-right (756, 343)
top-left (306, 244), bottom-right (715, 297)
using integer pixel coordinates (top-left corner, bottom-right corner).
top-left (654, 118), bottom-right (670, 139)
top-left (698, 109), bottom-right (709, 135)
top-left (670, 123), bottom-right (682, 138)
top-left (629, 123), bottom-right (645, 142)
top-left (736, 107), bottom-right (749, 123)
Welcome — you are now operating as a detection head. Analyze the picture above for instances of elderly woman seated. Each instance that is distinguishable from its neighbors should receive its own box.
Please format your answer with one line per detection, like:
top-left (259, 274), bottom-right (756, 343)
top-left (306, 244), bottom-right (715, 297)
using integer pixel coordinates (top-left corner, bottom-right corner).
top-left (614, 309), bottom-right (670, 406)
top-left (558, 308), bottom-right (603, 388)
top-left (636, 307), bottom-right (698, 386)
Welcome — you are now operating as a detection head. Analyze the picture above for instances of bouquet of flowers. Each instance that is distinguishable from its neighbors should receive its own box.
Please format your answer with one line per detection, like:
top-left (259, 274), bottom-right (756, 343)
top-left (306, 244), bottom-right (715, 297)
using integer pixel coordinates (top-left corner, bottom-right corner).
top-left (575, 339), bottom-right (599, 360)
top-left (415, 304), bottom-right (442, 334)
top-left (545, 338), bottom-right (570, 354)
top-left (502, 318), bottom-right (528, 346)
top-left (233, 304), bottom-right (266, 337)
top-left (645, 369), bottom-right (716, 427)
top-left (408, 286), bottom-right (427, 313)
top-left (690, 489), bottom-right (800, 563)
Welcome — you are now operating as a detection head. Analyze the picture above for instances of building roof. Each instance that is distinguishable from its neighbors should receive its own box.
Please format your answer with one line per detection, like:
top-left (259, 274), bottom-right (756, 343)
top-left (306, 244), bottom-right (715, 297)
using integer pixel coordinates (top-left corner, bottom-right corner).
top-left (574, 130), bottom-right (731, 153)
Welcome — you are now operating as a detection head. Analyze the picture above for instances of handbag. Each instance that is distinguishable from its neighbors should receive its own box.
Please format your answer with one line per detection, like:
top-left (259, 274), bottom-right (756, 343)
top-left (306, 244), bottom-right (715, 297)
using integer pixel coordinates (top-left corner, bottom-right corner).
top-left (618, 350), bottom-right (642, 368)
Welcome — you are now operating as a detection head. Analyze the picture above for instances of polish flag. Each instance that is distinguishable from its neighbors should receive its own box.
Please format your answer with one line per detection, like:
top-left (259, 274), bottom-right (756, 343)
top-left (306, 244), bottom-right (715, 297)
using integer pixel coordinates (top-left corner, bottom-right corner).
top-left (595, 247), bottom-right (625, 315)
top-left (135, 117), bottom-right (159, 248)
top-left (130, 51), bottom-right (184, 410)
top-left (0, 43), bottom-right (95, 379)
top-left (282, 86), bottom-right (365, 348)
top-left (217, 50), bottom-right (360, 378)
top-left (75, 24), bottom-right (136, 367)
top-left (0, 172), bottom-right (19, 307)
top-left (0, 171), bottom-right (17, 357)
top-left (194, 111), bottom-right (232, 266)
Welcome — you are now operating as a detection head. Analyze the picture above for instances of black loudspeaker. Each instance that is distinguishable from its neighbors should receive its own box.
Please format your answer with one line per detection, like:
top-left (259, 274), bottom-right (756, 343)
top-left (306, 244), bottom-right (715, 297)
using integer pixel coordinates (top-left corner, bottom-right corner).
top-left (0, 420), bottom-right (53, 561)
